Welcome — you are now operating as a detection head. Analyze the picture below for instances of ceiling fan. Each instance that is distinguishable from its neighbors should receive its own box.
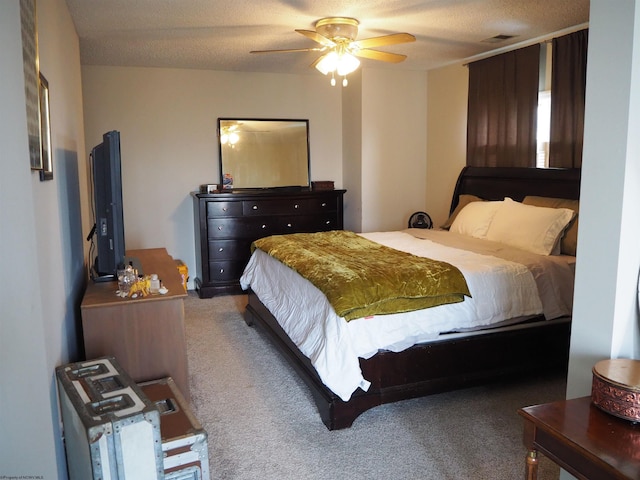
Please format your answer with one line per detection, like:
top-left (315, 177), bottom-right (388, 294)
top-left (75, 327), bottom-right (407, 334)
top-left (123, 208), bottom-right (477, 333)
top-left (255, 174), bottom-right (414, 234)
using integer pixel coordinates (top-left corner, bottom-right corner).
top-left (250, 17), bottom-right (416, 86)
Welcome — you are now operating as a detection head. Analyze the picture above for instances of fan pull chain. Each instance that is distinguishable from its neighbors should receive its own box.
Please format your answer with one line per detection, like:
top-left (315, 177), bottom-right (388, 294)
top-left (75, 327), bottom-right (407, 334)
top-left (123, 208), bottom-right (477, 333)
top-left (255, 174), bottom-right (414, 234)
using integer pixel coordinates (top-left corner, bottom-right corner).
top-left (328, 71), bottom-right (349, 87)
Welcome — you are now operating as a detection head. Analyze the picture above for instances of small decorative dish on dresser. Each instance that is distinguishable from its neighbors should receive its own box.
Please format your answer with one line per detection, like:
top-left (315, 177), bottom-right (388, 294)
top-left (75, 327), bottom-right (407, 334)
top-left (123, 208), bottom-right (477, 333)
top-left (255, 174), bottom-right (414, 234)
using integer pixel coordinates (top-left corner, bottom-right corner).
top-left (591, 358), bottom-right (640, 422)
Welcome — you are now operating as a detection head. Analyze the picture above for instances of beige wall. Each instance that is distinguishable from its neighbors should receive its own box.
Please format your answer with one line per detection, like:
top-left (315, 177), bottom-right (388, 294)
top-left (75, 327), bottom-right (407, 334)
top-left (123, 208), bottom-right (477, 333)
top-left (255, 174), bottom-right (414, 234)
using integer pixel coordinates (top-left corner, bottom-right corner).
top-left (37, 0), bottom-right (88, 368)
top-left (340, 68), bottom-right (429, 233)
top-left (1, 0), bottom-right (86, 475)
top-left (81, 66), bottom-right (431, 279)
top-left (426, 64), bottom-right (469, 227)
top-left (81, 67), bottom-right (343, 285)
top-left (342, 69), bottom-right (363, 231)
top-left (4, 0), bottom-right (639, 476)
top-left (360, 68), bottom-right (428, 232)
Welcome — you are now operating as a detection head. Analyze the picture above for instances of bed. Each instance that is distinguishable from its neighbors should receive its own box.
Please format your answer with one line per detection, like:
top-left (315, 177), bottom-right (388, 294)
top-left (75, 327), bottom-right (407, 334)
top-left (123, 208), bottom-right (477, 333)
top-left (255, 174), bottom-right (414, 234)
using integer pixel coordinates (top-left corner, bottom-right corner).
top-left (241, 166), bottom-right (581, 430)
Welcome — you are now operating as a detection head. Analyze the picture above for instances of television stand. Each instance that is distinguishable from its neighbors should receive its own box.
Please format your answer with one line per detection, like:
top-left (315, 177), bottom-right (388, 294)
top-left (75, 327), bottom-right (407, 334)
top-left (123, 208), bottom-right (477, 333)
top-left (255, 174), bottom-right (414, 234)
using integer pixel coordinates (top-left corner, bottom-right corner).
top-left (81, 248), bottom-right (191, 402)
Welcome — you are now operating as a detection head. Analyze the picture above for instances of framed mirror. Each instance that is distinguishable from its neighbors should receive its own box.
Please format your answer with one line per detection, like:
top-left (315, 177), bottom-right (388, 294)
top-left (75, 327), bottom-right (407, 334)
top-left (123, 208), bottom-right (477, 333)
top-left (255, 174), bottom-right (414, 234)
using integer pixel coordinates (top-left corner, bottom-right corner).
top-left (218, 118), bottom-right (310, 190)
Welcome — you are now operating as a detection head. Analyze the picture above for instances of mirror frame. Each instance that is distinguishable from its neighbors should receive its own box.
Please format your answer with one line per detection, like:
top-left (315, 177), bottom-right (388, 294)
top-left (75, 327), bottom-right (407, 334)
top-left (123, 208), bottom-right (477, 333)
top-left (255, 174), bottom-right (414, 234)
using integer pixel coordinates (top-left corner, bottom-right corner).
top-left (217, 118), bottom-right (311, 190)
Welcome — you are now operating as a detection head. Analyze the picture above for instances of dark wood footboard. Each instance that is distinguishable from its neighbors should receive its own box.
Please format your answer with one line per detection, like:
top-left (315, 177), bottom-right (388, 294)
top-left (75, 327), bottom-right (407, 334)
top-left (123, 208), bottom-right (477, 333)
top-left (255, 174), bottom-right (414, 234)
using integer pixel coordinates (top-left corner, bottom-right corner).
top-left (245, 290), bottom-right (571, 430)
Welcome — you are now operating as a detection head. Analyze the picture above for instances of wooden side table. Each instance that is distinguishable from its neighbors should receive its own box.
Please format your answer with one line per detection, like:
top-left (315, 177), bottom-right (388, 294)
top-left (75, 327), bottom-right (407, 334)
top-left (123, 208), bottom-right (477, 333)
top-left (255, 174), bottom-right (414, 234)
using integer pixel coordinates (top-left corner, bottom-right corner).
top-left (518, 396), bottom-right (640, 480)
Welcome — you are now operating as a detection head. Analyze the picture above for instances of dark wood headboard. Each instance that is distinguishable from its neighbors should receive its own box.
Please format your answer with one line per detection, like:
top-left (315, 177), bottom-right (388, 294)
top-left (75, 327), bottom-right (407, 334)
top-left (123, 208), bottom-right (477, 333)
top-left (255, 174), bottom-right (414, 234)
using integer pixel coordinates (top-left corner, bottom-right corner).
top-left (450, 166), bottom-right (581, 214)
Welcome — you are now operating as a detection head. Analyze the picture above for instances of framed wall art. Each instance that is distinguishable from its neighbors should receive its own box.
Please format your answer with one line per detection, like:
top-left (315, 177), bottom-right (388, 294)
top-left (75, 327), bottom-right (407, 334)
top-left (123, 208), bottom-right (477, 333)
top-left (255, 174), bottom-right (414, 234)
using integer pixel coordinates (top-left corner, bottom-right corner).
top-left (20, 0), bottom-right (42, 171)
top-left (38, 72), bottom-right (52, 181)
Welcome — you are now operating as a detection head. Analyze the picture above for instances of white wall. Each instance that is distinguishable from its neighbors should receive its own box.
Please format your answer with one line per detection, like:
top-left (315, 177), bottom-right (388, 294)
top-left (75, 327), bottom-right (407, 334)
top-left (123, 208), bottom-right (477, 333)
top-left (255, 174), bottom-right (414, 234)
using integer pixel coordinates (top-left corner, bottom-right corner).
top-left (0, 0), bottom-right (86, 477)
top-left (81, 67), bottom-right (343, 287)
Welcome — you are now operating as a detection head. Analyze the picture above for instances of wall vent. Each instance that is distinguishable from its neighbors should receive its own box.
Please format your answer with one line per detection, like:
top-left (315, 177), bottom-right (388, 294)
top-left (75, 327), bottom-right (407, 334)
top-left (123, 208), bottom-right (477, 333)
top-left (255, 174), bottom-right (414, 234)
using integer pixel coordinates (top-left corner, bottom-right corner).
top-left (481, 34), bottom-right (516, 44)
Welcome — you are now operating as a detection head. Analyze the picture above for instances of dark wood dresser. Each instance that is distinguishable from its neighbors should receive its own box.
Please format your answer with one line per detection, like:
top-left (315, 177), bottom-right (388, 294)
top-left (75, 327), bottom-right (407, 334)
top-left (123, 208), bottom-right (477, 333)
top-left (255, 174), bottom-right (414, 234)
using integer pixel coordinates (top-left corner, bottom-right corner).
top-left (192, 189), bottom-right (346, 298)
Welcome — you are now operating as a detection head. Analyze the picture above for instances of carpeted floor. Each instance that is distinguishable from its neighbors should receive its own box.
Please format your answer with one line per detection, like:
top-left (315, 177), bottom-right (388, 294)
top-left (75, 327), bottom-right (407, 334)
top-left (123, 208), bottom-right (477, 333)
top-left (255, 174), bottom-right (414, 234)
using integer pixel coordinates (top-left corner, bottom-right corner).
top-left (184, 292), bottom-right (563, 480)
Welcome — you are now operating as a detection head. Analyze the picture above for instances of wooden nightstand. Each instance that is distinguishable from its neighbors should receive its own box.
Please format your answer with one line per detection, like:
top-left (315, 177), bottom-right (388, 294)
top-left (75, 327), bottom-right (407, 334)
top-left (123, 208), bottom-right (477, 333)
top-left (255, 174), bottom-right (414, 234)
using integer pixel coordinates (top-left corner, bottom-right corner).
top-left (518, 396), bottom-right (640, 480)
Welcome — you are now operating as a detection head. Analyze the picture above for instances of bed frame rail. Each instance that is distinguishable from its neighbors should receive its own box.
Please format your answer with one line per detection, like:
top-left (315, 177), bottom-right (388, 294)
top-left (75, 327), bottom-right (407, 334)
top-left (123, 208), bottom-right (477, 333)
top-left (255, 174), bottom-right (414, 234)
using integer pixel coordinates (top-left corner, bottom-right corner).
top-left (246, 291), bottom-right (570, 430)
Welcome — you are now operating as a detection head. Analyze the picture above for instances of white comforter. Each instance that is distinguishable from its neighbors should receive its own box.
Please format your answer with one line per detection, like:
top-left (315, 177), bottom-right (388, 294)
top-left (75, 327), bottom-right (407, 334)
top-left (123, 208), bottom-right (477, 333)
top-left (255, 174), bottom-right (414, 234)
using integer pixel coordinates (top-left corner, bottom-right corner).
top-left (240, 230), bottom-right (574, 402)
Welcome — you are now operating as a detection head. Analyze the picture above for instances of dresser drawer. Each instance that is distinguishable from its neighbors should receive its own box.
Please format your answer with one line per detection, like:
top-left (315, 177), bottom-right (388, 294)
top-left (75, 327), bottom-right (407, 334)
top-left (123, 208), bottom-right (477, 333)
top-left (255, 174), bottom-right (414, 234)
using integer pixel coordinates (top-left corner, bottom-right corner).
top-left (308, 196), bottom-right (339, 212)
top-left (243, 197), bottom-right (337, 216)
top-left (207, 260), bottom-right (247, 282)
top-left (208, 239), bottom-right (252, 260)
top-left (276, 215), bottom-right (339, 233)
top-left (207, 217), bottom-right (279, 239)
top-left (207, 201), bottom-right (242, 218)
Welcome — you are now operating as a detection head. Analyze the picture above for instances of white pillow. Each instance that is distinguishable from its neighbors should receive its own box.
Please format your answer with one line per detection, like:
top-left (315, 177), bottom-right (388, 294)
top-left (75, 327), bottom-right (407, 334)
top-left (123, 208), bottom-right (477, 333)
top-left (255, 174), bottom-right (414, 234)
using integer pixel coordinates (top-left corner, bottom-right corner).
top-left (449, 201), bottom-right (503, 239)
top-left (486, 197), bottom-right (576, 255)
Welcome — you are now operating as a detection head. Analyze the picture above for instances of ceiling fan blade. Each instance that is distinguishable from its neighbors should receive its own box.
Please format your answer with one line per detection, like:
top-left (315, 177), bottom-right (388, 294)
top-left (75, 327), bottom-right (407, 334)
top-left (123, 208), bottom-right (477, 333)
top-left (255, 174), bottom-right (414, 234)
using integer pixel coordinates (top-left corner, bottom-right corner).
top-left (352, 33), bottom-right (415, 50)
top-left (353, 48), bottom-right (407, 63)
top-left (250, 47), bottom-right (325, 54)
top-left (295, 29), bottom-right (335, 47)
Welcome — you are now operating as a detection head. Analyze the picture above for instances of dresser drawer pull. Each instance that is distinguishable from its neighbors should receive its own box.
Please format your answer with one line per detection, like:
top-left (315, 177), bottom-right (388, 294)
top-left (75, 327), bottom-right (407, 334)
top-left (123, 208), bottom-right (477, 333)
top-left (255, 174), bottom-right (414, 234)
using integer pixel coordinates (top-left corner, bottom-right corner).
top-left (294, 204), bottom-right (299, 209)
top-left (222, 206), bottom-right (228, 212)
top-left (287, 223), bottom-right (292, 228)
top-left (217, 225), bottom-right (224, 230)
top-left (219, 268), bottom-right (224, 273)
top-left (325, 220), bottom-right (331, 225)
top-left (252, 205), bottom-right (259, 210)
top-left (321, 202), bottom-right (327, 207)
top-left (218, 247), bottom-right (224, 252)
top-left (261, 224), bottom-right (267, 229)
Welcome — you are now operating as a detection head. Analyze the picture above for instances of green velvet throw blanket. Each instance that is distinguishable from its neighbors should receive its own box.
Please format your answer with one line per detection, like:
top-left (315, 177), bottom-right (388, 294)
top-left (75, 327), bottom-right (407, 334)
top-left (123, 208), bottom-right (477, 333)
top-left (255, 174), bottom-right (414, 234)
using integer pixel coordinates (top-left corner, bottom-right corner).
top-left (252, 230), bottom-right (471, 321)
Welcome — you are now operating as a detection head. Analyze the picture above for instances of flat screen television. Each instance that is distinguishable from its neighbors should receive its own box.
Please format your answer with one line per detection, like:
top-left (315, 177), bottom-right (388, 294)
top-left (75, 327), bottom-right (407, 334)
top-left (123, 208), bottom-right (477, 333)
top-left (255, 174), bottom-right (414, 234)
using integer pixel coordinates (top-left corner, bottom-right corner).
top-left (90, 130), bottom-right (125, 280)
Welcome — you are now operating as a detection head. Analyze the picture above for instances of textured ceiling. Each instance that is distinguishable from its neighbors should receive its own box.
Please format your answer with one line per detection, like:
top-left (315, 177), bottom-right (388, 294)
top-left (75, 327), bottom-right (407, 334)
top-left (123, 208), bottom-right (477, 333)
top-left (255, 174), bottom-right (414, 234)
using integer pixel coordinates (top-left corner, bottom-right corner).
top-left (64, 0), bottom-right (590, 74)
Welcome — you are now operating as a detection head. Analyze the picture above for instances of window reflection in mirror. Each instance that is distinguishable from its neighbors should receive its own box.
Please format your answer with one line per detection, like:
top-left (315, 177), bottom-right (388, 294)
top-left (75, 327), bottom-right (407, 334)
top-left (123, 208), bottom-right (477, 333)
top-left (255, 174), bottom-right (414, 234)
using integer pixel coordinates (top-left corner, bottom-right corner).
top-left (218, 118), bottom-right (310, 189)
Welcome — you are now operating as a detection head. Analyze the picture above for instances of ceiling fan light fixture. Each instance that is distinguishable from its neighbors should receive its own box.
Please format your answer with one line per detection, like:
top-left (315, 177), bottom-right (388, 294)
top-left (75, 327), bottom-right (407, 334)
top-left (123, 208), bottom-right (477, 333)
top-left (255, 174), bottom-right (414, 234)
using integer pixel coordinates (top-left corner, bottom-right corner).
top-left (315, 51), bottom-right (339, 75)
top-left (251, 16), bottom-right (413, 88)
top-left (315, 17), bottom-right (359, 42)
top-left (336, 53), bottom-right (359, 76)
top-left (315, 50), bottom-right (360, 87)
